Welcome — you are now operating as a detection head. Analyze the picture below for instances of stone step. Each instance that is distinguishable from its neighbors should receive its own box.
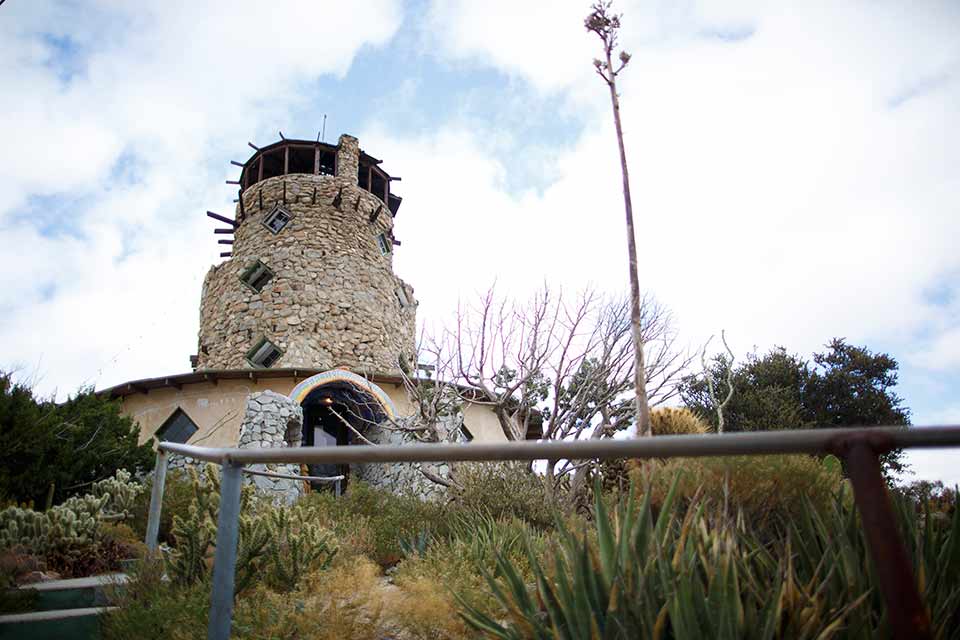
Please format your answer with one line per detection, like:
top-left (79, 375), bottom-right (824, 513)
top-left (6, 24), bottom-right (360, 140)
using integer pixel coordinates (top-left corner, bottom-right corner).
top-left (0, 606), bottom-right (116, 640)
top-left (15, 573), bottom-right (128, 612)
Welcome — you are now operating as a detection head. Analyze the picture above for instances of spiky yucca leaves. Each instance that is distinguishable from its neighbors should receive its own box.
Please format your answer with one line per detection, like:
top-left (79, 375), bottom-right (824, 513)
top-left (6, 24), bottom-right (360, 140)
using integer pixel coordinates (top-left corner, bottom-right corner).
top-left (262, 505), bottom-right (337, 593)
top-left (459, 477), bottom-right (960, 639)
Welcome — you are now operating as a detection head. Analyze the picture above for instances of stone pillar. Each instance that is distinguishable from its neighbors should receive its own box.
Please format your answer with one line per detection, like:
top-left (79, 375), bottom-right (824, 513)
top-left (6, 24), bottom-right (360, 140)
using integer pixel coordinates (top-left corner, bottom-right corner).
top-left (237, 390), bottom-right (305, 504)
top-left (336, 134), bottom-right (359, 183)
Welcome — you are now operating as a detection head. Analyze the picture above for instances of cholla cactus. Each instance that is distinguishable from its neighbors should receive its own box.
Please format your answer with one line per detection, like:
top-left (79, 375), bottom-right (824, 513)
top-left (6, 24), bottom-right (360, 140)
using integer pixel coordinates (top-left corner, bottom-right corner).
top-left (264, 505), bottom-right (337, 592)
top-left (166, 504), bottom-right (216, 587)
top-left (0, 507), bottom-right (51, 554)
top-left (91, 469), bottom-right (145, 520)
top-left (47, 494), bottom-right (107, 554)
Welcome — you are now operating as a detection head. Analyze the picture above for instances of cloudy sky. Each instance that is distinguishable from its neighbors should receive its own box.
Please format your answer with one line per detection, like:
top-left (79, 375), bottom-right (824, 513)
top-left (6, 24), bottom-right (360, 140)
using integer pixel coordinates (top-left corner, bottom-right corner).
top-left (1, 1), bottom-right (957, 483)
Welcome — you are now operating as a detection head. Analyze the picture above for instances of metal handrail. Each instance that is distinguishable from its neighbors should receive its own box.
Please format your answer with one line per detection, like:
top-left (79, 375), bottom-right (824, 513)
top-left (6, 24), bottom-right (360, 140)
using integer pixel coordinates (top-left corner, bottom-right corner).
top-left (144, 425), bottom-right (960, 640)
top-left (157, 425), bottom-right (960, 465)
top-left (242, 468), bottom-right (344, 483)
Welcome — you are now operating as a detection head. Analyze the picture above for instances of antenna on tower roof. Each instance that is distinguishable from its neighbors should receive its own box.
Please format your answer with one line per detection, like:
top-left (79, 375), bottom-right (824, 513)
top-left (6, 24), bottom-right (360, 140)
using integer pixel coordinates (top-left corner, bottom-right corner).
top-left (278, 130), bottom-right (286, 140)
top-left (321, 114), bottom-right (327, 143)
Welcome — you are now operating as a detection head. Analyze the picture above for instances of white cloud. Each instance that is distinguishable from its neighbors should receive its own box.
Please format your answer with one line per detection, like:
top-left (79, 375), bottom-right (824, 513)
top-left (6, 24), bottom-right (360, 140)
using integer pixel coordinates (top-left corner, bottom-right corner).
top-left (410, 0), bottom-right (960, 363)
top-left (0, 0), bottom-right (403, 395)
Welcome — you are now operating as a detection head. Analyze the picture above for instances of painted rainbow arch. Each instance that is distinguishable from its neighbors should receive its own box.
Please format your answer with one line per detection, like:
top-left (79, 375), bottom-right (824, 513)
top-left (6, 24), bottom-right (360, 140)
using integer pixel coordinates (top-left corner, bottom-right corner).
top-left (288, 370), bottom-right (397, 420)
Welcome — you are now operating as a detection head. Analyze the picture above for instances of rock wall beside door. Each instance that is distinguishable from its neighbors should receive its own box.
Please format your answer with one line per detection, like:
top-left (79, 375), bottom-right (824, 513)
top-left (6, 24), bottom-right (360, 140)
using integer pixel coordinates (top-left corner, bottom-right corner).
top-left (236, 390), bottom-right (305, 504)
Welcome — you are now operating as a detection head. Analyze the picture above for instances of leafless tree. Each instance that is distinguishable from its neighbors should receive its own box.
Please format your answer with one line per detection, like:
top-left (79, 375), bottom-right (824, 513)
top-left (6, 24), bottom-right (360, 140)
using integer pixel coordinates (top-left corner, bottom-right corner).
top-left (585, 1), bottom-right (652, 437)
top-left (701, 330), bottom-right (736, 433)
top-left (434, 284), bottom-right (692, 503)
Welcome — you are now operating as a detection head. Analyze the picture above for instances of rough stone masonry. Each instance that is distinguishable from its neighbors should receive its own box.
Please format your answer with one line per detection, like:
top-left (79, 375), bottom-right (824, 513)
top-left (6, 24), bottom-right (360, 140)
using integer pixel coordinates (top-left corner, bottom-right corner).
top-left (196, 134), bottom-right (417, 375)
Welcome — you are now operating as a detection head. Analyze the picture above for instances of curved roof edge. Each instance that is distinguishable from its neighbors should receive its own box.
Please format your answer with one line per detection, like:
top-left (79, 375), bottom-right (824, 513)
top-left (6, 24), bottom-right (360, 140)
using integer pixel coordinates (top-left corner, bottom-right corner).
top-left (98, 368), bottom-right (406, 400)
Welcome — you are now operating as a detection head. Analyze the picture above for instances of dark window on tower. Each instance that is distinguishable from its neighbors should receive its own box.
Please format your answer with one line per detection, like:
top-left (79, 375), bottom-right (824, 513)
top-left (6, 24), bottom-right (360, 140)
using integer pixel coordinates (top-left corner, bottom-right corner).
top-left (245, 158), bottom-right (261, 188)
top-left (288, 146), bottom-right (314, 174)
top-left (370, 169), bottom-right (387, 202)
top-left (318, 150), bottom-right (336, 176)
top-left (261, 149), bottom-right (284, 180)
top-left (376, 233), bottom-right (391, 255)
top-left (247, 337), bottom-right (283, 368)
top-left (157, 408), bottom-right (199, 444)
top-left (240, 260), bottom-right (274, 292)
top-left (357, 163), bottom-right (371, 191)
top-left (263, 204), bottom-right (292, 234)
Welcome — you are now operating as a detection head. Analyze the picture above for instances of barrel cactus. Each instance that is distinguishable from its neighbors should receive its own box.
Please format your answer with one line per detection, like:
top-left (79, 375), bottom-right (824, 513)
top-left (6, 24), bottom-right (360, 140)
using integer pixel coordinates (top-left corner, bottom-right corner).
top-left (650, 407), bottom-right (711, 436)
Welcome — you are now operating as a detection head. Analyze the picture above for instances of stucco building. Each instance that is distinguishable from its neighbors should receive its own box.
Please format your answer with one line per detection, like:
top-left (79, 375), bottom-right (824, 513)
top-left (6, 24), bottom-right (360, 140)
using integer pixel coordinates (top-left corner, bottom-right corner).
top-left (102, 133), bottom-right (505, 497)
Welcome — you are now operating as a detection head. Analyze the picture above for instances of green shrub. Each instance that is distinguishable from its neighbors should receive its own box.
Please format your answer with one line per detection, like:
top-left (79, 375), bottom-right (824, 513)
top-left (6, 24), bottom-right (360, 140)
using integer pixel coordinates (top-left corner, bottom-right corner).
top-left (261, 505), bottom-right (337, 592)
top-left (130, 469), bottom-right (196, 544)
top-left (451, 463), bottom-right (555, 530)
top-left (631, 454), bottom-right (844, 535)
top-left (297, 481), bottom-right (447, 567)
top-left (102, 559), bottom-right (209, 640)
top-left (0, 373), bottom-right (154, 506)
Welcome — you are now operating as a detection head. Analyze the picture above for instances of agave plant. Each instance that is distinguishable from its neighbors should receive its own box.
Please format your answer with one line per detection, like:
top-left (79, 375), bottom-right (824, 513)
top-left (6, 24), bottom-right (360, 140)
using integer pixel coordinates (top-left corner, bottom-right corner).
top-left (459, 477), bottom-right (960, 639)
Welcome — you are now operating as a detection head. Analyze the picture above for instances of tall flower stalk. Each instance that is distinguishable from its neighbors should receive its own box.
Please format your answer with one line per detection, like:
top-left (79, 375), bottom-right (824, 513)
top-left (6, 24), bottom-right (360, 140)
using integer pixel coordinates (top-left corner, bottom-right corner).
top-left (585, 1), bottom-right (651, 436)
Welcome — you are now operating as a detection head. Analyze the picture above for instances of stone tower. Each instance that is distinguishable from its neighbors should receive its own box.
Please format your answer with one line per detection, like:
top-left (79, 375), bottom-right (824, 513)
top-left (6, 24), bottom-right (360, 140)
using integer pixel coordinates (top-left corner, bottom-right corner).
top-left (196, 134), bottom-right (417, 375)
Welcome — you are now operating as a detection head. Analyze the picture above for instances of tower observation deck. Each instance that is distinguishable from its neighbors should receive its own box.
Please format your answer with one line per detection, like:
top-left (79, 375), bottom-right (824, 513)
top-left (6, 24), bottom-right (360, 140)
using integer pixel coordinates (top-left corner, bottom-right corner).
top-left (197, 134), bottom-right (417, 376)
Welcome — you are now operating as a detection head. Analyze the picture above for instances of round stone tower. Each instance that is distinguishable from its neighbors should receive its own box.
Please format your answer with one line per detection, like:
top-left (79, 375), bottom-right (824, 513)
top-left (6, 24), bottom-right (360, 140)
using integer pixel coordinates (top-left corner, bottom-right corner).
top-left (196, 133), bottom-right (417, 375)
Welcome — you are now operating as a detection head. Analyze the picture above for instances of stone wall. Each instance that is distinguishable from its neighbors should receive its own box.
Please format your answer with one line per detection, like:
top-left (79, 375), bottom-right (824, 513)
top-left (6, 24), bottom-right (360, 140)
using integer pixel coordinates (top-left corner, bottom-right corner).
top-left (354, 414), bottom-right (462, 501)
top-left (235, 390), bottom-right (306, 504)
top-left (196, 134), bottom-right (417, 376)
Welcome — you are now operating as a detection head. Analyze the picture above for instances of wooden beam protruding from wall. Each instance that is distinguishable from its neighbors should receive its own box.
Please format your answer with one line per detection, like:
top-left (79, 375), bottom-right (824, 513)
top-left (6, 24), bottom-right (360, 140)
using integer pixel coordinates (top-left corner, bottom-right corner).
top-left (207, 211), bottom-right (237, 226)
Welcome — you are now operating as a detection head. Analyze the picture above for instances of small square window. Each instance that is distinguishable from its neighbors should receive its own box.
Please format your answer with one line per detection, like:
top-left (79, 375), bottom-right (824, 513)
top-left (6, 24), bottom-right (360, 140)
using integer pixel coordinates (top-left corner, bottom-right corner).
top-left (263, 204), bottom-right (292, 234)
top-left (247, 337), bottom-right (283, 368)
top-left (157, 408), bottom-right (199, 444)
top-left (240, 260), bottom-right (274, 292)
top-left (376, 233), bottom-right (391, 255)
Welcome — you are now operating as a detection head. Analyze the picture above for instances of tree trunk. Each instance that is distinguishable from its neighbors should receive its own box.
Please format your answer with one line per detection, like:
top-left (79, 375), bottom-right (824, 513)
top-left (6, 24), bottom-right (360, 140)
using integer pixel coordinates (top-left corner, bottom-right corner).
top-left (605, 50), bottom-right (652, 437)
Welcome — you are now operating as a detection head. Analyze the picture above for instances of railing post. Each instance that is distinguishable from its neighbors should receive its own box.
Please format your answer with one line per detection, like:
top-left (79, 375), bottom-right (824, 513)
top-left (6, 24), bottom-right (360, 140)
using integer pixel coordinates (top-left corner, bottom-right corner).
top-left (144, 449), bottom-right (168, 552)
top-left (843, 440), bottom-right (932, 640)
top-left (207, 462), bottom-right (243, 640)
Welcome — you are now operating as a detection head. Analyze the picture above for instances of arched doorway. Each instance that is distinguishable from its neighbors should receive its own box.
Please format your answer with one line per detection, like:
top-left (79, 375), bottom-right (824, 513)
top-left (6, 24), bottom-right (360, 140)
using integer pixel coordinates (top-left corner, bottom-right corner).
top-left (289, 371), bottom-right (397, 491)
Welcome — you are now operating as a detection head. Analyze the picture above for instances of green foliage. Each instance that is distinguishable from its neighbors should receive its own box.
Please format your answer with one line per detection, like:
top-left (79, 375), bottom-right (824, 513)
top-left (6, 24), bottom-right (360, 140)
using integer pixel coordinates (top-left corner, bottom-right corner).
top-left (452, 463), bottom-right (555, 530)
top-left (633, 454), bottom-right (845, 536)
top-left (680, 339), bottom-right (911, 475)
top-left (102, 558), bottom-right (210, 640)
top-left (0, 468), bottom-right (144, 565)
top-left (297, 480), bottom-right (447, 567)
top-left (261, 505), bottom-right (337, 592)
top-left (163, 465), bottom-right (338, 595)
top-left (459, 478), bottom-right (960, 639)
top-left (130, 469), bottom-right (195, 544)
top-left (0, 372), bottom-right (155, 506)
top-left (0, 507), bottom-right (50, 554)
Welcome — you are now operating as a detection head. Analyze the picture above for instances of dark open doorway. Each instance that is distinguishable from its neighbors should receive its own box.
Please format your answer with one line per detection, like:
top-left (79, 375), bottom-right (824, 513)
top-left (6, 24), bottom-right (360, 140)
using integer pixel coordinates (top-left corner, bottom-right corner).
top-left (300, 382), bottom-right (387, 493)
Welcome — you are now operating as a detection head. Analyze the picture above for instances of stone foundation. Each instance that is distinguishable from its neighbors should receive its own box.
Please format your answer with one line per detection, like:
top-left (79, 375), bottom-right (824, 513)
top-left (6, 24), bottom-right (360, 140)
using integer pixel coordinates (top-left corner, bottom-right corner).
top-left (236, 390), bottom-right (305, 504)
